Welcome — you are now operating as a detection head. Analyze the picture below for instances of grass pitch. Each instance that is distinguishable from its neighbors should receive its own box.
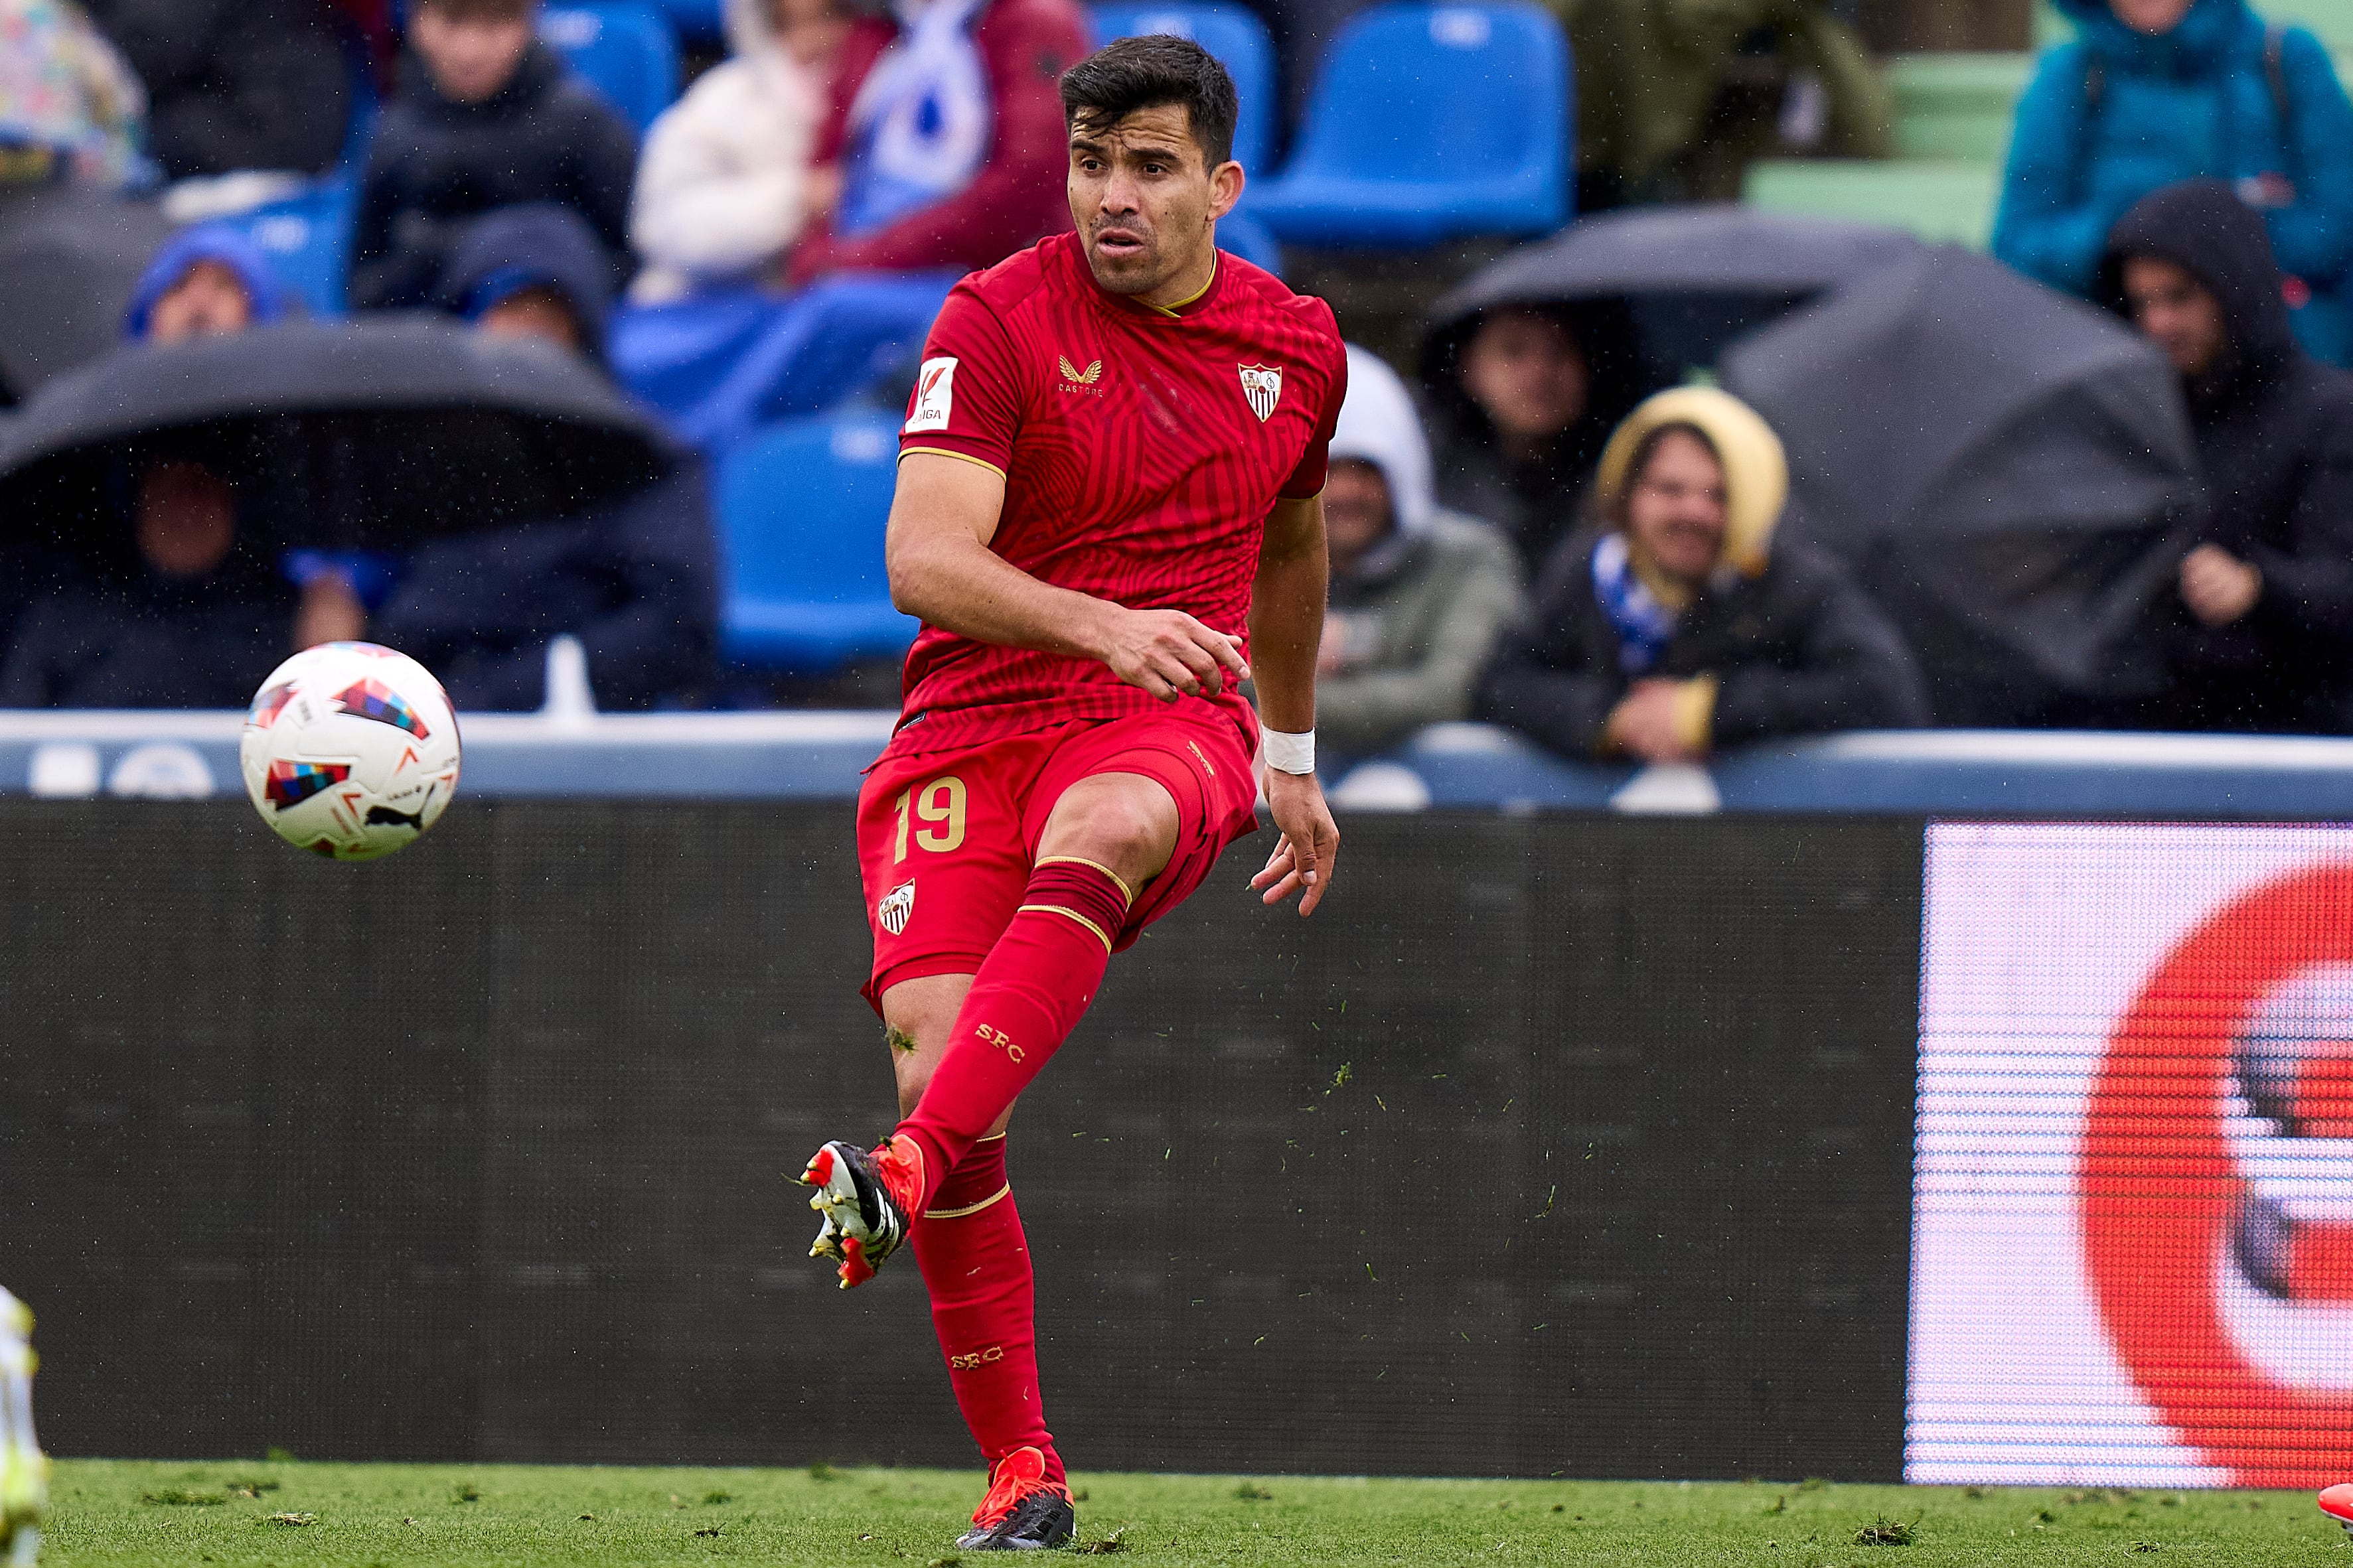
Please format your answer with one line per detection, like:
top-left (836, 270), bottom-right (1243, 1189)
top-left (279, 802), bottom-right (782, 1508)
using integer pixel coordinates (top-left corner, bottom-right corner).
top-left (42, 1459), bottom-right (2346, 1566)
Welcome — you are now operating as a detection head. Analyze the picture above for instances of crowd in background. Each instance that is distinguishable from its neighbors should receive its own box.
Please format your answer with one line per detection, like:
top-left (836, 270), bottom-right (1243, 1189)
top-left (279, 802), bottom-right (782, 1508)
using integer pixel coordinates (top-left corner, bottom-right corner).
top-left (1, 0), bottom-right (2350, 764)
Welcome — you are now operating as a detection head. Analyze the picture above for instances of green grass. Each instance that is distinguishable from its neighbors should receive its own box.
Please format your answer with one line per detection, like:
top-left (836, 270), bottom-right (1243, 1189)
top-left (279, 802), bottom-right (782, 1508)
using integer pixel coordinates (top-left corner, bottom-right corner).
top-left (38, 1460), bottom-right (2348, 1566)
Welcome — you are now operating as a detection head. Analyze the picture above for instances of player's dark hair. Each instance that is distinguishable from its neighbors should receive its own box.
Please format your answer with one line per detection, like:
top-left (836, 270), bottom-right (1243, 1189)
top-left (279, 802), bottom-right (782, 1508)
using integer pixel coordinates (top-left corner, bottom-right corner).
top-left (1607, 421), bottom-right (1720, 526)
top-left (1060, 35), bottom-right (1240, 171)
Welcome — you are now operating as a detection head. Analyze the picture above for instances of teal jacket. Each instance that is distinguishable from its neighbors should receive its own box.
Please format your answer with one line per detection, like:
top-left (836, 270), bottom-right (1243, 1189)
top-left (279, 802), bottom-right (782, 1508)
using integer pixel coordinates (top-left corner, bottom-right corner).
top-left (1992, 0), bottom-right (2353, 364)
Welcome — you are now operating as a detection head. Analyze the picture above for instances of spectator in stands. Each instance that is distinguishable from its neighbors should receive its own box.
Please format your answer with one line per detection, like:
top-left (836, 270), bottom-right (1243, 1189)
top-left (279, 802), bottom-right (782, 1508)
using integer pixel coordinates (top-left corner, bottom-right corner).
top-left (1316, 346), bottom-right (1525, 759)
top-left (2101, 178), bottom-right (2353, 731)
top-left (1564, 0), bottom-right (1890, 207)
top-left (370, 206), bottom-right (718, 709)
top-left (629, 0), bottom-right (848, 303)
top-left (122, 224), bottom-right (292, 342)
top-left (80, 0), bottom-right (352, 183)
top-left (0, 448), bottom-right (305, 707)
top-left (1420, 303), bottom-right (1639, 576)
top-left (1477, 386), bottom-right (1926, 763)
top-left (783, 0), bottom-right (1087, 283)
top-left (350, 0), bottom-right (637, 311)
top-left (1994, 0), bottom-right (2353, 366)
top-left (0, 0), bottom-right (147, 191)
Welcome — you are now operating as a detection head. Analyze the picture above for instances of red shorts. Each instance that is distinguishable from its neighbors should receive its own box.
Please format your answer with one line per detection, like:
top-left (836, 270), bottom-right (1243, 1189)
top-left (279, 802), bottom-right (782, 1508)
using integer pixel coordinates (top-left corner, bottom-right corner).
top-left (856, 707), bottom-right (1262, 1009)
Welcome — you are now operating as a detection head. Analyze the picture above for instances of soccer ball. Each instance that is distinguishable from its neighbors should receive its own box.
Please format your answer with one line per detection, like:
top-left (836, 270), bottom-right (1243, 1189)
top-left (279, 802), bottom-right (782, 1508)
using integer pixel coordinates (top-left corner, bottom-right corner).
top-left (240, 642), bottom-right (461, 861)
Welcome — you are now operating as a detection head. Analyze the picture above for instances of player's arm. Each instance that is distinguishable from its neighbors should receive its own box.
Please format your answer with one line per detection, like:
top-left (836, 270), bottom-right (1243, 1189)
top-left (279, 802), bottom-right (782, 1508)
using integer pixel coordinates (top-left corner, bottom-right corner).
top-left (885, 451), bottom-right (1251, 701)
top-left (1247, 492), bottom-right (1340, 916)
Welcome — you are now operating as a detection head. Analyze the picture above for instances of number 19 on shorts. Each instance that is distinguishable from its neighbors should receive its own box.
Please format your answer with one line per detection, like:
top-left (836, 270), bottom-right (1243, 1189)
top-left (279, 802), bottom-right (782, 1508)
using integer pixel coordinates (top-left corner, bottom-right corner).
top-left (893, 776), bottom-right (967, 861)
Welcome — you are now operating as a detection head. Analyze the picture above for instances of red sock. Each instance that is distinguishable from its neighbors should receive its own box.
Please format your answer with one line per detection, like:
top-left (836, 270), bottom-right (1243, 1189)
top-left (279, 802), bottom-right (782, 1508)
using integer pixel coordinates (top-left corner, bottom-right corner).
top-left (911, 1135), bottom-right (1063, 1486)
top-left (897, 857), bottom-right (1131, 1206)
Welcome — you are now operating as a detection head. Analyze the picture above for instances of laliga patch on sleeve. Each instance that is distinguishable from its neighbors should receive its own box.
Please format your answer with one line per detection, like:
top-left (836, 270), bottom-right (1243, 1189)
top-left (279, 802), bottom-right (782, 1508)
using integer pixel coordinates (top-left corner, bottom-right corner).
top-left (905, 357), bottom-right (958, 433)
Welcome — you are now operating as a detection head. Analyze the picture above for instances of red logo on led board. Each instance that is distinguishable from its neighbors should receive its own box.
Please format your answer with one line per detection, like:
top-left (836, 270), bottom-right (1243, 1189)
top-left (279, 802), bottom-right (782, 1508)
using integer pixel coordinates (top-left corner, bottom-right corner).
top-left (2082, 863), bottom-right (2353, 1488)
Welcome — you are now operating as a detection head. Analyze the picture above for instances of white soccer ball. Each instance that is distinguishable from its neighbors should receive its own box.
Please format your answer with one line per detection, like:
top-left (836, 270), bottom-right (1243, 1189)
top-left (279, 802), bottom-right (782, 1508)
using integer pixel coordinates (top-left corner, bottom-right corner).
top-left (240, 642), bottom-right (461, 861)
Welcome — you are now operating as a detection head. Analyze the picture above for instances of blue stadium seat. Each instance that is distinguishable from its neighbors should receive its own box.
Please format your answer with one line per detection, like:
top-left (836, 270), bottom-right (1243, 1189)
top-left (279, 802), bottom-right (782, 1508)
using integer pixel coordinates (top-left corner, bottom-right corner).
top-left (646, 0), bottom-right (723, 38)
top-left (222, 174), bottom-right (360, 317)
top-left (1217, 208), bottom-right (1282, 275)
top-left (1246, 2), bottom-right (1570, 248)
top-left (1087, 3), bottom-right (1278, 173)
top-left (611, 288), bottom-right (783, 421)
top-left (664, 270), bottom-right (958, 453)
top-left (542, 2), bottom-right (678, 134)
top-left (717, 411), bottom-right (919, 671)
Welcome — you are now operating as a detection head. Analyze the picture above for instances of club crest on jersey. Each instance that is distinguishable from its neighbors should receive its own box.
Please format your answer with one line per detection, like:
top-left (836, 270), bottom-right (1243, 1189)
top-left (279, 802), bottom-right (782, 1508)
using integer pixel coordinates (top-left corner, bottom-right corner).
top-left (877, 879), bottom-right (916, 936)
top-left (1057, 354), bottom-right (1102, 386)
top-left (1238, 363), bottom-right (1283, 422)
top-left (905, 357), bottom-right (957, 433)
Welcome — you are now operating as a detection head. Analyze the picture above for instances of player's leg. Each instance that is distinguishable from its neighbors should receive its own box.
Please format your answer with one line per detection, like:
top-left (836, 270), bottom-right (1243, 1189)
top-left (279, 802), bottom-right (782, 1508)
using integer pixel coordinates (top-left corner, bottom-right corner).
top-left (877, 975), bottom-right (1072, 1549)
top-left (890, 772), bottom-right (1177, 1194)
top-left (0, 1289), bottom-right (46, 1568)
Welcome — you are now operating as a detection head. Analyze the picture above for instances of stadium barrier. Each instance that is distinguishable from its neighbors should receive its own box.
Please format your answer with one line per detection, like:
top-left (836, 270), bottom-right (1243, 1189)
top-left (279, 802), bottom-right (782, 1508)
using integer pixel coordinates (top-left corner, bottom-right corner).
top-left (11, 708), bottom-right (2353, 814)
top-left (4, 731), bottom-right (2350, 1484)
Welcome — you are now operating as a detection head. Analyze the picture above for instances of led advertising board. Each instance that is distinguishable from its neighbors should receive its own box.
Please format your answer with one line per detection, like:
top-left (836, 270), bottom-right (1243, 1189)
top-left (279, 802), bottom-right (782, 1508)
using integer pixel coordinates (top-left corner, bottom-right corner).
top-left (1912, 823), bottom-right (2353, 1487)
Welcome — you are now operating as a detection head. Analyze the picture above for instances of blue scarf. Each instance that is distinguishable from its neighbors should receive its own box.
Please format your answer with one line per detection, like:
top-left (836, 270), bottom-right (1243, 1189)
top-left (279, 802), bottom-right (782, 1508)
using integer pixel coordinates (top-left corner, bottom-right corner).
top-left (1590, 532), bottom-right (1679, 676)
top-left (837, 0), bottom-right (992, 238)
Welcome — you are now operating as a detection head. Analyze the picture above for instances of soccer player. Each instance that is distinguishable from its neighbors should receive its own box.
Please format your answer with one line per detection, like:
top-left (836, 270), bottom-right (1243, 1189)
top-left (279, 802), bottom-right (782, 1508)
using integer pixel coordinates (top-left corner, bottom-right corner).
top-left (795, 34), bottom-right (1346, 1553)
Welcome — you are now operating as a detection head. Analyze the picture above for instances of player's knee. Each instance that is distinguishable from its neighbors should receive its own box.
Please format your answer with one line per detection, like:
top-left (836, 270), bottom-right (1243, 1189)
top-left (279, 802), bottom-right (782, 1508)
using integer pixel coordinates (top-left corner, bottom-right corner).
top-left (1047, 782), bottom-right (1177, 882)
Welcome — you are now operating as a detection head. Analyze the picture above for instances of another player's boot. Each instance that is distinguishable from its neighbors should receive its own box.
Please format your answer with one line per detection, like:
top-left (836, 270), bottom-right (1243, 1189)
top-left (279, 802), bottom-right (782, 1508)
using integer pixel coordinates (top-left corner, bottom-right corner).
top-left (796, 1135), bottom-right (923, 1288)
top-left (953, 1446), bottom-right (1074, 1551)
top-left (2320, 1483), bottom-right (2353, 1537)
top-left (0, 1288), bottom-right (48, 1568)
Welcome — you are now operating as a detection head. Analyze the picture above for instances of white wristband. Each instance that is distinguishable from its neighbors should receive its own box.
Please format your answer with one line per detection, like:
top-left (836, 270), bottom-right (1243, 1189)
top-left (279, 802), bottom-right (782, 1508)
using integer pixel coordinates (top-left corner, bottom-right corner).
top-left (1262, 727), bottom-right (1315, 776)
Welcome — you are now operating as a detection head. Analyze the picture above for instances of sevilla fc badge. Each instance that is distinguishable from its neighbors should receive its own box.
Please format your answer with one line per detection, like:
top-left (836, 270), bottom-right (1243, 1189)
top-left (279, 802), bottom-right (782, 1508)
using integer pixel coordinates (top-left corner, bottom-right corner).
top-left (1238, 364), bottom-right (1282, 422)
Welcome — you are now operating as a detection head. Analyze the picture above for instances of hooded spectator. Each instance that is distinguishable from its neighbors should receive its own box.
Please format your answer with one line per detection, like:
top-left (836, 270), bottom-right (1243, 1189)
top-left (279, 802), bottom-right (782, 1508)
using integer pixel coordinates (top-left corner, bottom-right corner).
top-left (369, 206), bottom-right (718, 710)
top-left (1316, 346), bottom-right (1525, 759)
top-left (2101, 178), bottom-right (2353, 731)
top-left (80, 0), bottom-right (352, 181)
top-left (629, 0), bottom-right (847, 303)
top-left (1478, 386), bottom-right (1926, 763)
top-left (0, 0), bottom-right (146, 191)
top-left (122, 224), bottom-right (292, 342)
top-left (1994, 0), bottom-right (2353, 366)
top-left (350, 0), bottom-right (637, 311)
top-left (785, 0), bottom-right (1087, 283)
top-left (0, 447), bottom-right (304, 706)
top-left (1419, 303), bottom-right (1643, 577)
top-left (1562, 0), bottom-right (1891, 206)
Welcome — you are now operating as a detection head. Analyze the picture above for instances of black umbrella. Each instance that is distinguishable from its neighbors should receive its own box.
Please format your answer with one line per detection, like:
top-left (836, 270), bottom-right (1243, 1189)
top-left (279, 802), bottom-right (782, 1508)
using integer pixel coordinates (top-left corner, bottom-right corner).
top-left (1721, 246), bottom-right (2201, 725)
top-left (1420, 206), bottom-right (1928, 395)
top-left (0, 186), bottom-right (175, 405)
top-left (0, 316), bottom-right (676, 553)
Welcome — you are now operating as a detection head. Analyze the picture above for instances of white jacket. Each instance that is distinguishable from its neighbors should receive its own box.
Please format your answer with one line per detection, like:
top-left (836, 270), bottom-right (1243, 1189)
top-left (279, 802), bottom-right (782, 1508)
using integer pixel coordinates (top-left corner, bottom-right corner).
top-left (629, 0), bottom-right (824, 300)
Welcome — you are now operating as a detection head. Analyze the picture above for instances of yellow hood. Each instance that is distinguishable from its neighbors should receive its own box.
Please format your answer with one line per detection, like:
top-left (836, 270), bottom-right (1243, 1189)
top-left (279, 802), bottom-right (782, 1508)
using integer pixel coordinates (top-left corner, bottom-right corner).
top-left (1593, 386), bottom-right (1787, 580)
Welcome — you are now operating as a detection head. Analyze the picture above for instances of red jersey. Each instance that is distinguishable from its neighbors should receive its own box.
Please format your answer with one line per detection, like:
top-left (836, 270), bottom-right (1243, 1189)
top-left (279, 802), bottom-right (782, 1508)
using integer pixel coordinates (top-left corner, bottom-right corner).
top-left (891, 230), bottom-right (1347, 754)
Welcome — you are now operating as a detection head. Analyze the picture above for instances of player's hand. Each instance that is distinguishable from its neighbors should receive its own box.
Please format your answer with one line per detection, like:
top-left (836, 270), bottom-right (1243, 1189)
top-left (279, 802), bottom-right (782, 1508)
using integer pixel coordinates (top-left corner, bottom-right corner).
top-left (1252, 768), bottom-right (1339, 917)
top-left (1097, 606), bottom-right (1250, 703)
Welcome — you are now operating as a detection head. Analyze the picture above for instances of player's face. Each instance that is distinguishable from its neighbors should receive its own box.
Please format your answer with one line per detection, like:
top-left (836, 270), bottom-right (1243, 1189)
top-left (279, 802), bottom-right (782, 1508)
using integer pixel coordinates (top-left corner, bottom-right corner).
top-left (1624, 428), bottom-right (1728, 589)
top-left (1067, 103), bottom-right (1243, 301)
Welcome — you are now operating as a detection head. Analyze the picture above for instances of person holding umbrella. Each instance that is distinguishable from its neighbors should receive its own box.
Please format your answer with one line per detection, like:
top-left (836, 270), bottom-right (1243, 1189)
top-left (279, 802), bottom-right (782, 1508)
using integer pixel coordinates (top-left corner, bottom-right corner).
top-left (2101, 178), bottom-right (2353, 731)
top-left (1420, 301), bottom-right (1645, 578)
top-left (0, 432), bottom-right (311, 707)
top-left (1476, 386), bottom-right (1925, 763)
top-left (368, 204), bottom-right (719, 711)
top-left (0, 236), bottom-right (680, 707)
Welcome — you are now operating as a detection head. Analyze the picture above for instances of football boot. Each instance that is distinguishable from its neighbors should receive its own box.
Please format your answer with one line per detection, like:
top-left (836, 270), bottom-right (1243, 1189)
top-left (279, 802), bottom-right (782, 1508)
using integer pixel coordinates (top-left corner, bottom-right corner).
top-left (2321, 1483), bottom-right (2353, 1537)
top-left (954, 1447), bottom-right (1075, 1551)
top-left (797, 1135), bottom-right (923, 1288)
